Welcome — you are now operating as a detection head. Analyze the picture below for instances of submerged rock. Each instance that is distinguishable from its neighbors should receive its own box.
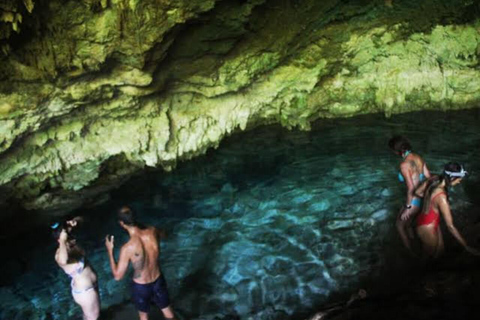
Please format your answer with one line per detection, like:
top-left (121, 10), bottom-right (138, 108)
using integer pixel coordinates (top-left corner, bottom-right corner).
top-left (371, 209), bottom-right (390, 221)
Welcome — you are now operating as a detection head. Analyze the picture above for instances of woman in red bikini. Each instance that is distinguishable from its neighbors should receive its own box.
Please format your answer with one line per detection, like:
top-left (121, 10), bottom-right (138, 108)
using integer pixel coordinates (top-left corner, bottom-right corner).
top-left (415, 162), bottom-right (480, 257)
top-left (389, 136), bottom-right (431, 252)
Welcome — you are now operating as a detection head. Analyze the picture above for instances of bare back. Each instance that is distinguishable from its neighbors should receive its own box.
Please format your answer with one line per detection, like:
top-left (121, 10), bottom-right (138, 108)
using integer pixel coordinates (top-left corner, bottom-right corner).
top-left (126, 227), bottom-right (161, 284)
top-left (402, 153), bottom-right (428, 187)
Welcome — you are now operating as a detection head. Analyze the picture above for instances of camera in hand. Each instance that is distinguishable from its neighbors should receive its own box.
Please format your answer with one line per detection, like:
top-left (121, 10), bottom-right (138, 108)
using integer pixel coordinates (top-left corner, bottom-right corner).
top-left (50, 216), bottom-right (84, 241)
top-left (51, 221), bottom-right (70, 240)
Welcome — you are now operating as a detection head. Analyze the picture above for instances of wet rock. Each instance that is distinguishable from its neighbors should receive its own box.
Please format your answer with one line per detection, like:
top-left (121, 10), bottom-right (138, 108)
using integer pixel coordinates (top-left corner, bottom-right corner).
top-left (2, 0), bottom-right (480, 217)
top-left (292, 193), bottom-right (315, 204)
top-left (338, 185), bottom-right (356, 196)
top-left (221, 183), bottom-right (237, 194)
top-left (381, 188), bottom-right (392, 197)
top-left (309, 200), bottom-right (331, 212)
top-left (371, 209), bottom-right (390, 221)
top-left (326, 220), bottom-right (355, 231)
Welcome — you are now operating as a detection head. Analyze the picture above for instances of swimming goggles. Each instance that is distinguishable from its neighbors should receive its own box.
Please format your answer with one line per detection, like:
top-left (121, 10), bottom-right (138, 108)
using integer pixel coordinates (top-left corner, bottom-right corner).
top-left (444, 166), bottom-right (468, 178)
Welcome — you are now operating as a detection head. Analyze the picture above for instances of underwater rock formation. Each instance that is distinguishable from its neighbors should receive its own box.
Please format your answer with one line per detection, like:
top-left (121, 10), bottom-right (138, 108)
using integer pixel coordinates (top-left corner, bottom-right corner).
top-left (1, 0), bottom-right (480, 216)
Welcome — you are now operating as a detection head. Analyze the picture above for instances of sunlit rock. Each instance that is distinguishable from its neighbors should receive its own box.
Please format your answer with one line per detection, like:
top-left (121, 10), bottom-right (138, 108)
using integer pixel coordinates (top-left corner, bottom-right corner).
top-left (1, 0), bottom-right (480, 220)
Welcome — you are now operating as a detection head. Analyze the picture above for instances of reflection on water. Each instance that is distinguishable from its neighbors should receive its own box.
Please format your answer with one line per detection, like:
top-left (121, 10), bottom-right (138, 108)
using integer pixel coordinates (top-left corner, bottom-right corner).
top-left (1, 109), bottom-right (480, 320)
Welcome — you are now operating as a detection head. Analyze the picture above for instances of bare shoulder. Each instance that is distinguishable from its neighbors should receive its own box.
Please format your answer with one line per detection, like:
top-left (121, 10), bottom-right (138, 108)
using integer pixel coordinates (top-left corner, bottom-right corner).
top-left (400, 161), bottom-right (410, 170)
top-left (413, 153), bottom-right (423, 161)
top-left (144, 226), bottom-right (161, 236)
top-left (436, 191), bottom-right (448, 200)
top-left (122, 238), bottom-right (139, 253)
top-left (433, 189), bottom-right (448, 203)
top-left (146, 226), bottom-right (157, 233)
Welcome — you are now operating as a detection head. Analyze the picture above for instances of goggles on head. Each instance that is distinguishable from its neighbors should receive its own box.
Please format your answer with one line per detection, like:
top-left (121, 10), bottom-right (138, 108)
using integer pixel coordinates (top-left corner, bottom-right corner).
top-left (444, 166), bottom-right (468, 178)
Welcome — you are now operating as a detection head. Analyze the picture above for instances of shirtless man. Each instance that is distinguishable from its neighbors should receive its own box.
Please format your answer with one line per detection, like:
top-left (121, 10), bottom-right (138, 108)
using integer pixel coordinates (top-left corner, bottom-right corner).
top-left (105, 206), bottom-right (176, 320)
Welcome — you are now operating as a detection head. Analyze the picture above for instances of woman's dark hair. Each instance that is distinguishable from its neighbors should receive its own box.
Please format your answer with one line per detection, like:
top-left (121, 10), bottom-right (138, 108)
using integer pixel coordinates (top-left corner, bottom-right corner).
top-left (443, 162), bottom-right (464, 179)
top-left (388, 136), bottom-right (412, 154)
top-left (421, 162), bottom-right (464, 213)
top-left (67, 246), bottom-right (85, 263)
top-left (52, 226), bottom-right (84, 263)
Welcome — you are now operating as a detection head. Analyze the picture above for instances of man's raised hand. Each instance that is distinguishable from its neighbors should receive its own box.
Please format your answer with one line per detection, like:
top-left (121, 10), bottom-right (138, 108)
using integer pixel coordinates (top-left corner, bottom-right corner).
top-left (105, 235), bottom-right (114, 251)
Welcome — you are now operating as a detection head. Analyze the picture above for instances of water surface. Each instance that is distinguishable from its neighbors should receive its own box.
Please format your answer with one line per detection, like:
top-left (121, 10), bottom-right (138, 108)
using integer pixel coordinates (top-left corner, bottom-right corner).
top-left (1, 109), bottom-right (480, 320)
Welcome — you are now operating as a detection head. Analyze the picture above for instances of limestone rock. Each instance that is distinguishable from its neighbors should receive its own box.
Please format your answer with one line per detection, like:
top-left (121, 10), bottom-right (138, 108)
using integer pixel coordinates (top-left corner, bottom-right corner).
top-left (0, 0), bottom-right (480, 217)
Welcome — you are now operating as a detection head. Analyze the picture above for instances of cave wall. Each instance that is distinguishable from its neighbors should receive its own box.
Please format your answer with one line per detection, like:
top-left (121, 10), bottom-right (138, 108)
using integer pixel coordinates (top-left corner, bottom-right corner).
top-left (0, 0), bottom-right (480, 216)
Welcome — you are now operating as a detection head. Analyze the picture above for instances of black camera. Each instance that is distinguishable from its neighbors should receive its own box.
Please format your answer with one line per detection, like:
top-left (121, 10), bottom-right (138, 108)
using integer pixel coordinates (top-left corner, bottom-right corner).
top-left (51, 221), bottom-right (70, 240)
top-left (51, 216), bottom-right (83, 240)
top-left (50, 221), bottom-right (68, 230)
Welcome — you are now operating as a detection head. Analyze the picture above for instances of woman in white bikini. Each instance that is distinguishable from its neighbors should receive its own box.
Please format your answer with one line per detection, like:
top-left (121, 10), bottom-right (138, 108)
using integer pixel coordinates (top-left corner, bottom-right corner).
top-left (53, 218), bottom-right (100, 320)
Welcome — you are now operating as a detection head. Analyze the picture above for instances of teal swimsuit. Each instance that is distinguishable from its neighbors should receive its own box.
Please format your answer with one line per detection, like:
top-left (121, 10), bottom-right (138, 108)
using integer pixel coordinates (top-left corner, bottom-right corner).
top-left (398, 172), bottom-right (425, 207)
top-left (397, 172), bottom-right (425, 183)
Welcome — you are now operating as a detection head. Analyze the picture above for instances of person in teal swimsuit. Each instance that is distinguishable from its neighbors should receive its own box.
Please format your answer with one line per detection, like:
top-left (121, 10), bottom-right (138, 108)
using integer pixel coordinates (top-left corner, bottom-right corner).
top-left (389, 136), bottom-right (431, 253)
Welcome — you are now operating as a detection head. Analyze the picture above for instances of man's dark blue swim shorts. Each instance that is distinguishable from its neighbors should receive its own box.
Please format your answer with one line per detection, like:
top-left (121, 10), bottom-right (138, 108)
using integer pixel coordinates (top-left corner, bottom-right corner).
top-left (131, 274), bottom-right (170, 312)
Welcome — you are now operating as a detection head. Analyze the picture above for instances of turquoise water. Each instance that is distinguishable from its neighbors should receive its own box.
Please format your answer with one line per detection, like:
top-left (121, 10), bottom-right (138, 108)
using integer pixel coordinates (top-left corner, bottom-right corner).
top-left (1, 109), bottom-right (480, 320)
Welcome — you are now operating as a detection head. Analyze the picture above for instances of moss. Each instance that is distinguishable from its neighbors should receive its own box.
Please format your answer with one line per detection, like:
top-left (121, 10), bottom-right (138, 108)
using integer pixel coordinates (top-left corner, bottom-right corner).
top-left (1, 0), bottom-right (480, 212)
top-left (428, 25), bottom-right (480, 67)
top-left (55, 160), bottom-right (101, 191)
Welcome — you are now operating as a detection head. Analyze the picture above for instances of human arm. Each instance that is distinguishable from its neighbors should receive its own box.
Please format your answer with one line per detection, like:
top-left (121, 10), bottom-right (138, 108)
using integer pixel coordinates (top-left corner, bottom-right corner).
top-left (399, 163), bottom-right (416, 220)
top-left (414, 179), bottom-right (429, 198)
top-left (105, 235), bottom-right (131, 280)
top-left (438, 196), bottom-right (480, 255)
top-left (415, 175), bottom-right (439, 198)
top-left (423, 163), bottom-right (431, 179)
top-left (55, 229), bottom-right (69, 266)
top-left (60, 216), bottom-right (83, 234)
top-left (400, 163), bottom-right (415, 207)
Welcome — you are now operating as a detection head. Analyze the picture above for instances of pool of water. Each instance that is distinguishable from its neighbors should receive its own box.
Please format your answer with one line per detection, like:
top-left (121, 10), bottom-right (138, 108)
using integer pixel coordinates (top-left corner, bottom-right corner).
top-left (1, 109), bottom-right (480, 320)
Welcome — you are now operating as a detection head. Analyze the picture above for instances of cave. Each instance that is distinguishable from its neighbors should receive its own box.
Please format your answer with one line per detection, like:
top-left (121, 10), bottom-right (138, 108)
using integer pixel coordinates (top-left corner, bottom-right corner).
top-left (1, 0), bottom-right (480, 319)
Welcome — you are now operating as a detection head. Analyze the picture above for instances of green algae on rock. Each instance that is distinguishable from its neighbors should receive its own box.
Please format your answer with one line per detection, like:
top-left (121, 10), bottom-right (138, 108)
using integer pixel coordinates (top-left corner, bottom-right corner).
top-left (0, 0), bottom-right (480, 216)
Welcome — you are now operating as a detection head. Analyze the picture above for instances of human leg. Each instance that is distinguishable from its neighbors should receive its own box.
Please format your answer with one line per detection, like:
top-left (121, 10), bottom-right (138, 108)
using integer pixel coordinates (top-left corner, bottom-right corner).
top-left (401, 201), bottom-right (421, 221)
top-left (406, 206), bottom-right (421, 239)
top-left (138, 311), bottom-right (149, 320)
top-left (161, 306), bottom-right (177, 320)
top-left (434, 228), bottom-right (444, 258)
top-left (72, 288), bottom-right (100, 320)
top-left (416, 225), bottom-right (439, 257)
top-left (152, 275), bottom-right (177, 319)
top-left (397, 204), bottom-right (421, 251)
top-left (396, 214), bottom-right (412, 251)
top-left (132, 281), bottom-right (154, 320)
